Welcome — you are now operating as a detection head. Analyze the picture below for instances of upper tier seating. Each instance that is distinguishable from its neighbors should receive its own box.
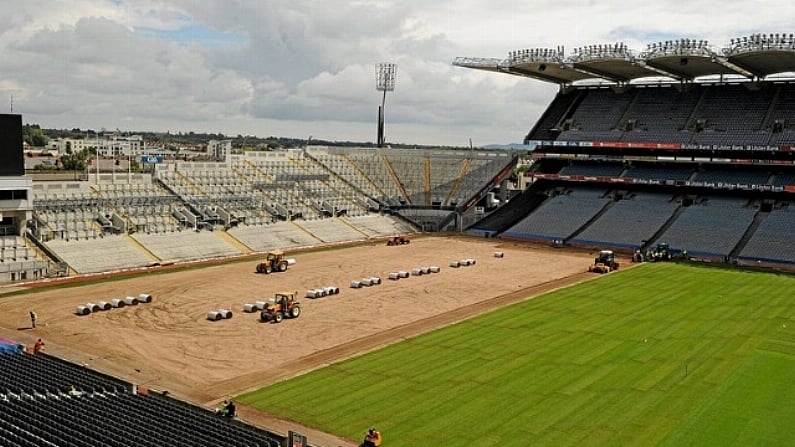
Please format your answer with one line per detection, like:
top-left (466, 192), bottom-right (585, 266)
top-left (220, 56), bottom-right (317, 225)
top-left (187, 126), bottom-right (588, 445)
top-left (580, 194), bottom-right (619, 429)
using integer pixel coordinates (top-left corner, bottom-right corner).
top-left (526, 83), bottom-right (795, 146)
top-left (559, 162), bottom-right (624, 177)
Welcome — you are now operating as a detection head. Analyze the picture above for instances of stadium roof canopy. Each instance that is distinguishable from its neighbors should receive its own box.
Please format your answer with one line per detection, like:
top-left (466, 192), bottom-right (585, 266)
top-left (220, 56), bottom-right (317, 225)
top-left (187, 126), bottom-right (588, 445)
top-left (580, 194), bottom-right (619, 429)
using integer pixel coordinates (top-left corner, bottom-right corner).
top-left (453, 34), bottom-right (795, 85)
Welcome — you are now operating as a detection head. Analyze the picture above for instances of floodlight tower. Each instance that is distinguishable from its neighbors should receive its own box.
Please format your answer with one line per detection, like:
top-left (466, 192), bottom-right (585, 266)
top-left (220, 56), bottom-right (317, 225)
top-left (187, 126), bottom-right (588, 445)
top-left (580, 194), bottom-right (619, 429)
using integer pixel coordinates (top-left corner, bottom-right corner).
top-left (375, 63), bottom-right (397, 147)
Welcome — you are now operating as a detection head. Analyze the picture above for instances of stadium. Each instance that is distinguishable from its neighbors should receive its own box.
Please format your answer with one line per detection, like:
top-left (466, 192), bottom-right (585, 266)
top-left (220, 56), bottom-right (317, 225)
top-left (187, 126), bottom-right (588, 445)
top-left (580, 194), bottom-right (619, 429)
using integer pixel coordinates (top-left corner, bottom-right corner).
top-left (1, 33), bottom-right (795, 447)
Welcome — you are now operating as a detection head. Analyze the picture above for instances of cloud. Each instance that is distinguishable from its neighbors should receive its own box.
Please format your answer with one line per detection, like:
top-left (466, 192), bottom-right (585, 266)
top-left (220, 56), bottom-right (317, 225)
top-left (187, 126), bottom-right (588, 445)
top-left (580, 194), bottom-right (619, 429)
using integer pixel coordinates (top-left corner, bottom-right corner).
top-left (2, 0), bottom-right (794, 146)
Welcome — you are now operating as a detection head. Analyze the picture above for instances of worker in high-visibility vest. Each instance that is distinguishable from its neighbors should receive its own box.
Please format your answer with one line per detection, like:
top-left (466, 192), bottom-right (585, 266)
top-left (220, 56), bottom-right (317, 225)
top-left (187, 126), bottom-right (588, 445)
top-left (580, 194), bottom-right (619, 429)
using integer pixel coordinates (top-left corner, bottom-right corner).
top-left (33, 338), bottom-right (45, 354)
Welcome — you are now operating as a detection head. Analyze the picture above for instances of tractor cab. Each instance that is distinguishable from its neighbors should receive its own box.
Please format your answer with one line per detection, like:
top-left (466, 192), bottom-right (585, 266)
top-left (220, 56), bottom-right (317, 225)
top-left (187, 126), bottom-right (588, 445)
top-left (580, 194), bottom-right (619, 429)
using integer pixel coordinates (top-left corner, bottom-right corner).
top-left (256, 250), bottom-right (290, 274)
top-left (596, 250), bottom-right (615, 265)
top-left (589, 250), bottom-right (619, 273)
top-left (651, 243), bottom-right (671, 261)
top-left (261, 291), bottom-right (301, 323)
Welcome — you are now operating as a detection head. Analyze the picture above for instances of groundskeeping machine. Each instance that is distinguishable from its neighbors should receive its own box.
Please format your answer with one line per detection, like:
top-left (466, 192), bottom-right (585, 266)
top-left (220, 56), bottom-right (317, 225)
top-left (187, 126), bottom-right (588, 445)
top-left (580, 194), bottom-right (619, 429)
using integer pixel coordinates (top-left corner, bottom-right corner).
top-left (260, 291), bottom-right (302, 323)
top-left (255, 250), bottom-right (296, 274)
top-left (589, 250), bottom-right (620, 273)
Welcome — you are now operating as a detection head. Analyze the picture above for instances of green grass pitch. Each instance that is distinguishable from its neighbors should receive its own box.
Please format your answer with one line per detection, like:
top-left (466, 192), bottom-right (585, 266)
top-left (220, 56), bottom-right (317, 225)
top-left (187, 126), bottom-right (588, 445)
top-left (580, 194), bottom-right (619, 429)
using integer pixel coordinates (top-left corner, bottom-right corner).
top-left (238, 263), bottom-right (795, 446)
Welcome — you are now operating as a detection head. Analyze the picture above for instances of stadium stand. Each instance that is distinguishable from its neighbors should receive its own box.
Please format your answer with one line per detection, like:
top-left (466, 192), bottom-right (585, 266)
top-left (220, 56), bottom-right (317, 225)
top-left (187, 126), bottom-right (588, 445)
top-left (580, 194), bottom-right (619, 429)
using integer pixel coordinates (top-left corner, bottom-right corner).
top-left (559, 162), bottom-right (625, 177)
top-left (454, 36), bottom-right (795, 266)
top-left (502, 188), bottom-right (611, 241)
top-left (293, 218), bottom-right (367, 243)
top-left (634, 197), bottom-right (756, 257)
top-left (131, 231), bottom-right (242, 263)
top-left (739, 203), bottom-right (795, 263)
top-left (226, 221), bottom-right (323, 252)
top-left (0, 348), bottom-right (283, 447)
top-left (341, 214), bottom-right (415, 237)
top-left (619, 86), bottom-right (700, 143)
top-left (45, 235), bottom-right (154, 274)
top-left (623, 164), bottom-right (694, 182)
top-left (6, 146), bottom-right (516, 280)
top-left (572, 192), bottom-right (680, 248)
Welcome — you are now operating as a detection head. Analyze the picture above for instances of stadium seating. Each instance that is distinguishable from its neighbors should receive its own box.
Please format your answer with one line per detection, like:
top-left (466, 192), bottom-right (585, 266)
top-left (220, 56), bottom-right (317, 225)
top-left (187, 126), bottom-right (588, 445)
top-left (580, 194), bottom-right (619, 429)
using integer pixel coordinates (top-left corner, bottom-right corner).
top-left (293, 218), bottom-right (367, 243)
top-left (739, 204), bottom-right (795, 263)
top-left (572, 193), bottom-right (679, 248)
top-left (692, 168), bottom-right (771, 185)
top-left (503, 188), bottom-right (611, 240)
top-left (558, 162), bottom-right (625, 177)
top-left (526, 83), bottom-right (795, 146)
top-left (131, 231), bottom-right (242, 262)
top-left (21, 147), bottom-right (525, 278)
top-left (46, 235), bottom-right (154, 274)
top-left (342, 214), bottom-right (415, 237)
top-left (0, 350), bottom-right (283, 447)
top-left (227, 221), bottom-right (322, 252)
top-left (653, 197), bottom-right (756, 257)
top-left (623, 164), bottom-right (693, 181)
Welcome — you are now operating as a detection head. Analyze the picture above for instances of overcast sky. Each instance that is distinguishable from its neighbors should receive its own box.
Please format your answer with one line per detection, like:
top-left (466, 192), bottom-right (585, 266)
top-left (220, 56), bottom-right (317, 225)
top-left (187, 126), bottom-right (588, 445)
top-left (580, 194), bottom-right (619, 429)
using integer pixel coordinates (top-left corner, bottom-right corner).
top-left (1, 1), bottom-right (794, 146)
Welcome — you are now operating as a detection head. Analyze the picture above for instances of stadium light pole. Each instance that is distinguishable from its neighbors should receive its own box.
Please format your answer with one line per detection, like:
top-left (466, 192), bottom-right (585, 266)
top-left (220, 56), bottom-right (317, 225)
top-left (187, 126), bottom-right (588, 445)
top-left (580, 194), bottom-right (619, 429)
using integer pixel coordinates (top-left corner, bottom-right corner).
top-left (375, 63), bottom-right (397, 147)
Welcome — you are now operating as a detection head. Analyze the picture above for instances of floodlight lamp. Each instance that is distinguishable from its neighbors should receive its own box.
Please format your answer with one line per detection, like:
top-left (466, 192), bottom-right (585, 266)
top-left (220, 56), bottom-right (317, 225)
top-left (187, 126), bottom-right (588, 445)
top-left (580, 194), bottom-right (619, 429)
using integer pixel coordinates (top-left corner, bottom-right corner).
top-left (376, 63), bottom-right (397, 92)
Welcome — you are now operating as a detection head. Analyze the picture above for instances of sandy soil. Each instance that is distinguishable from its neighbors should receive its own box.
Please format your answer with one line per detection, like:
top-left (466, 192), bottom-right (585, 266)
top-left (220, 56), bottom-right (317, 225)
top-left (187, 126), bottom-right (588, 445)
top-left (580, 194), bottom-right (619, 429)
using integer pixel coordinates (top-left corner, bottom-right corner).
top-left (0, 236), bottom-right (602, 446)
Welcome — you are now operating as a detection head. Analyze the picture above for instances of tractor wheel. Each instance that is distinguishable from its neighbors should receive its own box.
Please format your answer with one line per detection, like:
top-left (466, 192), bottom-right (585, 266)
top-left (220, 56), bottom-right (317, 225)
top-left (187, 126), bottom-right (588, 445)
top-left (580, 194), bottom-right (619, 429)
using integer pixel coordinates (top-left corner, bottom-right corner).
top-left (256, 264), bottom-right (263, 273)
top-left (278, 262), bottom-right (287, 272)
top-left (273, 313), bottom-right (283, 323)
top-left (290, 305), bottom-right (301, 319)
top-left (265, 265), bottom-right (272, 274)
top-left (259, 311), bottom-right (270, 322)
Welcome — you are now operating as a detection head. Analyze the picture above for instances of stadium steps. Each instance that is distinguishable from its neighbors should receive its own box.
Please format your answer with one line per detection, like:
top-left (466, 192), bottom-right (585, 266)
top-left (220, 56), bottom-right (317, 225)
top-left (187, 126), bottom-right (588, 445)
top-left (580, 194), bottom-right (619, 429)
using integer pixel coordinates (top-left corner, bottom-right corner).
top-left (728, 208), bottom-right (769, 258)
top-left (290, 220), bottom-right (323, 242)
top-left (303, 151), bottom-right (374, 203)
top-left (216, 230), bottom-right (254, 254)
top-left (683, 87), bottom-right (708, 141)
top-left (381, 152), bottom-right (410, 204)
top-left (642, 201), bottom-right (686, 250)
top-left (174, 171), bottom-right (205, 197)
top-left (336, 217), bottom-right (371, 239)
top-left (123, 233), bottom-right (162, 263)
top-left (564, 194), bottom-right (616, 243)
top-left (760, 85), bottom-right (783, 133)
top-left (468, 189), bottom-right (549, 235)
top-left (424, 156), bottom-right (432, 206)
top-left (242, 159), bottom-right (276, 182)
top-left (446, 157), bottom-right (473, 206)
top-left (341, 154), bottom-right (389, 198)
top-left (614, 89), bottom-right (640, 131)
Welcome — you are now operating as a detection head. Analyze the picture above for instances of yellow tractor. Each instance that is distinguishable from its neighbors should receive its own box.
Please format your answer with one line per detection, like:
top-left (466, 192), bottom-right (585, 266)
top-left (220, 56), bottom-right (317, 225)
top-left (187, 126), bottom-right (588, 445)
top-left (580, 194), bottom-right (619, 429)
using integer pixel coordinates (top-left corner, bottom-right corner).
top-left (256, 250), bottom-right (289, 274)
top-left (260, 291), bottom-right (301, 323)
